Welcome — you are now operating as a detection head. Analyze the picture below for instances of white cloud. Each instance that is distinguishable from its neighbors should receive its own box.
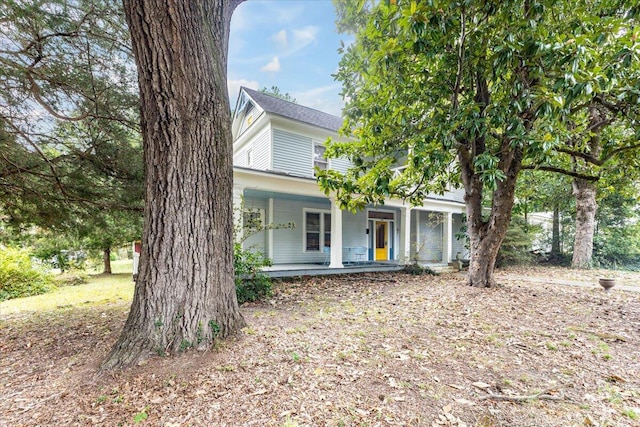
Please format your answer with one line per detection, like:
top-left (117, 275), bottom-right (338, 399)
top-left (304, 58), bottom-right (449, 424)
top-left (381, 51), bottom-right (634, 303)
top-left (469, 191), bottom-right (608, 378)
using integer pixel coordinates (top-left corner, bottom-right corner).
top-left (294, 84), bottom-right (344, 117)
top-left (292, 26), bottom-right (318, 47)
top-left (260, 56), bottom-right (281, 73)
top-left (271, 29), bottom-right (288, 48)
top-left (227, 78), bottom-right (260, 102)
top-left (275, 6), bottom-right (304, 24)
top-left (230, 2), bottom-right (251, 32)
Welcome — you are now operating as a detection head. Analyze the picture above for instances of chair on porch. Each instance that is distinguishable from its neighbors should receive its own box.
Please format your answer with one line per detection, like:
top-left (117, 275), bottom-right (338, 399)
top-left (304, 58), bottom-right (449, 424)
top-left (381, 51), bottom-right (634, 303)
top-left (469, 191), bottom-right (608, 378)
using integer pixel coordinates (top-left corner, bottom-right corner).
top-left (322, 246), bottom-right (330, 265)
top-left (353, 246), bottom-right (367, 264)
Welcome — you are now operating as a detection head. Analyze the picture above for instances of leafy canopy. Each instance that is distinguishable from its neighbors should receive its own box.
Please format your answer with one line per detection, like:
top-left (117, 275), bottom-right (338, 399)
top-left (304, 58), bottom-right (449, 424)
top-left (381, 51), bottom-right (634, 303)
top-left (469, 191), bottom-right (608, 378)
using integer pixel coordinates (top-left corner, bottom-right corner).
top-left (321, 0), bottom-right (639, 211)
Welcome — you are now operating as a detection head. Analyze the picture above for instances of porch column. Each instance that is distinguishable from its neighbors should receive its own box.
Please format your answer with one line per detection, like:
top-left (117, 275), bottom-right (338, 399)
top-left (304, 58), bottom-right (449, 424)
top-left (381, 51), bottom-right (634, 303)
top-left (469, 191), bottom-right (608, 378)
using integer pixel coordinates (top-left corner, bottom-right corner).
top-left (267, 197), bottom-right (274, 259)
top-left (442, 212), bottom-right (453, 263)
top-left (329, 197), bottom-right (343, 268)
top-left (399, 206), bottom-right (411, 265)
top-left (232, 185), bottom-right (245, 243)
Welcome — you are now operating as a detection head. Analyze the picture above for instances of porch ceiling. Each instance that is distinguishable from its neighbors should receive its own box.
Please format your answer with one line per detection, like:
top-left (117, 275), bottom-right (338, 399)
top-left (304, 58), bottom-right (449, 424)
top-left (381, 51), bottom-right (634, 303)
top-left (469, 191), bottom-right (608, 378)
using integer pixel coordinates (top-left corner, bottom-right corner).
top-left (244, 189), bottom-right (329, 204)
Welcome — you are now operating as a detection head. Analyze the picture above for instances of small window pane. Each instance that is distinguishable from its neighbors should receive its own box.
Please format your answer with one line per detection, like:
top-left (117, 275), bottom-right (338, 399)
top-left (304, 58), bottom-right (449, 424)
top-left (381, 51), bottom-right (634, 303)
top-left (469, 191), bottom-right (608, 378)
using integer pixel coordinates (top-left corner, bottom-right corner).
top-left (306, 233), bottom-right (320, 251)
top-left (314, 144), bottom-right (326, 160)
top-left (306, 212), bottom-right (320, 232)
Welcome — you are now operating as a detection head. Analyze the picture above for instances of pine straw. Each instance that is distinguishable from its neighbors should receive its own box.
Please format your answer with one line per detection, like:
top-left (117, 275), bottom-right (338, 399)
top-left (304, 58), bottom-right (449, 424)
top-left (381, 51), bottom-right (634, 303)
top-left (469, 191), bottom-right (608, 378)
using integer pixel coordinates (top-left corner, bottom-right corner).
top-left (1, 271), bottom-right (639, 427)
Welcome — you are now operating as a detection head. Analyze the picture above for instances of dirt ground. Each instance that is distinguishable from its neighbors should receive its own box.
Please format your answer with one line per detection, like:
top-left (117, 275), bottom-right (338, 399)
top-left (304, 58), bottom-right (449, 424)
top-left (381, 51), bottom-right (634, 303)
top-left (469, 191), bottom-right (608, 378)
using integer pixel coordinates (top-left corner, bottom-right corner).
top-left (1, 267), bottom-right (639, 427)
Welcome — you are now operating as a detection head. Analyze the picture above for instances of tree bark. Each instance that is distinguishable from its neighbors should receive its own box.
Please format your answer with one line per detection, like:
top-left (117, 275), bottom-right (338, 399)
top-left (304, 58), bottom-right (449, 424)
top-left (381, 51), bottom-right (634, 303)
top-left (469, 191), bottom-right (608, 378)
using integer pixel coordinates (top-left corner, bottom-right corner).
top-left (462, 166), bottom-right (520, 288)
top-left (103, 247), bottom-right (112, 274)
top-left (571, 105), bottom-right (603, 270)
top-left (102, 0), bottom-right (246, 370)
top-left (572, 178), bottom-right (597, 268)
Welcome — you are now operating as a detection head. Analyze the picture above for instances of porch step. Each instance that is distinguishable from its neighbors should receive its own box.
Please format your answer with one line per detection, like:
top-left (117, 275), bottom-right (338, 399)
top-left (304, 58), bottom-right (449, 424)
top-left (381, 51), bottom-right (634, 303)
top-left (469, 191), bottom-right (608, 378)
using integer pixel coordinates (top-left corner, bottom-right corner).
top-left (421, 263), bottom-right (460, 274)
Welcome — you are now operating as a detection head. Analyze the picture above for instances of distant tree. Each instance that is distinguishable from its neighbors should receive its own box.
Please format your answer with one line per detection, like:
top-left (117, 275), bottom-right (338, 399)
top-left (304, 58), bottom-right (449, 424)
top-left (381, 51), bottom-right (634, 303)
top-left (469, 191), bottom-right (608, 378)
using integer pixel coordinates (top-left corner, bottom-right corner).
top-left (515, 170), bottom-right (573, 256)
top-left (102, 0), bottom-right (246, 369)
top-left (259, 86), bottom-right (297, 103)
top-left (321, 0), bottom-right (639, 287)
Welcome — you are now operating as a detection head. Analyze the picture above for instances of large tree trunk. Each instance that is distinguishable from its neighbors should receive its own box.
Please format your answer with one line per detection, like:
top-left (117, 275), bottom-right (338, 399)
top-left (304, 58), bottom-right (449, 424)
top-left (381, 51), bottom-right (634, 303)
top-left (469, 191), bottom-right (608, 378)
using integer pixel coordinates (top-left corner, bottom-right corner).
top-left (103, 0), bottom-right (246, 370)
top-left (103, 247), bottom-right (112, 275)
top-left (571, 105), bottom-right (602, 270)
top-left (572, 178), bottom-right (597, 268)
top-left (463, 172), bottom-right (520, 288)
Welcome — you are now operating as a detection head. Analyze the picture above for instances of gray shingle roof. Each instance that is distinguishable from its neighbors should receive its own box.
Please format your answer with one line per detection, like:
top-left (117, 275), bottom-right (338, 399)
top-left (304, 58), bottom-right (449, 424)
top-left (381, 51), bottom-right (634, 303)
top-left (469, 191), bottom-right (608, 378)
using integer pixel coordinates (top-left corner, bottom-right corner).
top-left (242, 87), bottom-right (343, 132)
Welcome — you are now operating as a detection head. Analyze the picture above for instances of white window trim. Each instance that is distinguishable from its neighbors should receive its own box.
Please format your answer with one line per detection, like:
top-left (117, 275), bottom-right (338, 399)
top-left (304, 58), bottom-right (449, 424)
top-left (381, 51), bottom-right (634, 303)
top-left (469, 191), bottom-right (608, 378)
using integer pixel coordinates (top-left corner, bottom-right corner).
top-left (366, 208), bottom-right (396, 220)
top-left (312, 140), bottom-right (328, 176)
top-left (246, 148), bottom-right (254, 167)
top-left (303, 208), bottom-right (331, 253)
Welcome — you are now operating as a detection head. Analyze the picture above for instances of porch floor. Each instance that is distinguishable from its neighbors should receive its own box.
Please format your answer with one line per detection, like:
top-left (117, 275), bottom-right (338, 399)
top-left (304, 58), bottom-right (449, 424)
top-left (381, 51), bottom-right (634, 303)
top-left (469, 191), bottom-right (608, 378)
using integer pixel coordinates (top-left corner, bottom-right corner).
top-left (261, 262), bottom-right (453, 278)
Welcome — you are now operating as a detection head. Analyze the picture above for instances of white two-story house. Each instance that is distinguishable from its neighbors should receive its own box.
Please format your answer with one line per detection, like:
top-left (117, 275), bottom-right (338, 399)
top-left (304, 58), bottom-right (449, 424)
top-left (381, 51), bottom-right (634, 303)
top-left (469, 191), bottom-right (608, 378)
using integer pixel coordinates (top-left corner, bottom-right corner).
top-left (232, 87), bottom-right (467, 270)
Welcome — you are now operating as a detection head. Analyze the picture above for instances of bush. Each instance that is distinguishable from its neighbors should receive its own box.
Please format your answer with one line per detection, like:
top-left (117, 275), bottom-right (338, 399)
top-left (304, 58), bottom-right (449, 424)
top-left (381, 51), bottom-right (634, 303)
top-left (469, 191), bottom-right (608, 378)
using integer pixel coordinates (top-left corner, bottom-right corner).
top-left (403, 263), bottom-right (437, 275)
top-left (0, 246), bottom-right (56, 301)
top-left (496, 218), bottom-right (538, 267)
top-left (234, 243), bottom-right (273, 304)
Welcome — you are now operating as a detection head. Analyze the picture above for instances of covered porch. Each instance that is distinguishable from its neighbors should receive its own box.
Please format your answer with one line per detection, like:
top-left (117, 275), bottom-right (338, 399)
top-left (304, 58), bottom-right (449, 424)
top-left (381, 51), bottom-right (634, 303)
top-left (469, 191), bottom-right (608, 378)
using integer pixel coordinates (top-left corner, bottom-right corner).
top-left (234, 168), bottom-right (466, 271)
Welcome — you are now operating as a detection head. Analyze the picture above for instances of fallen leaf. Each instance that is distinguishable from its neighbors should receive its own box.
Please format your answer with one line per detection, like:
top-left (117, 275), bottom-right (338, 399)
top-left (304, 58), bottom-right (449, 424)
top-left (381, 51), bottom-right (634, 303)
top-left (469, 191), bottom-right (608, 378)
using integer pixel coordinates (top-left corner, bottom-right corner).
top-left (472, 381), bottom-right (491, 389)
top-left (454, 398), bottom-right (476, 406)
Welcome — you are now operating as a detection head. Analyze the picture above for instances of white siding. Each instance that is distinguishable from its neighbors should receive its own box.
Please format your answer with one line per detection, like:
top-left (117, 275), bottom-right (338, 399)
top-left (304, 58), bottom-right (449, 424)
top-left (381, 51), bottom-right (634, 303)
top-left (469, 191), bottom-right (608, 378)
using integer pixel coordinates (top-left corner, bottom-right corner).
top-left (273, 129), bottom-right (313, 177)
top-left (253, 128), bottom-right (271, 170)
top-left (241, 198), bottom-right (268, 256)
top-left (330, 157), bottom-right (352, 174)
top-left (271, 198), bottom-right (331, 264)
top-left (416, 211), bottom-right (443, 262)
top-left (234, 128), bottom-right (271, 170)
top-left (233, 151), bottom-right (246, 167)
top-left (341, 211), bottom-right (368, 263)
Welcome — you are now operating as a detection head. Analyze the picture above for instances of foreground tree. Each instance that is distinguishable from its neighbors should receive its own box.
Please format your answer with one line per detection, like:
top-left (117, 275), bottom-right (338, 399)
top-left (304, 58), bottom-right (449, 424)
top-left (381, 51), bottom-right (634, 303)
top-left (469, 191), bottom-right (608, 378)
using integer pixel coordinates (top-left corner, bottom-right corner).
top-left (322, 0), bottom-right (638, 287)
top-left (103, 0), bottom-right (246, 369)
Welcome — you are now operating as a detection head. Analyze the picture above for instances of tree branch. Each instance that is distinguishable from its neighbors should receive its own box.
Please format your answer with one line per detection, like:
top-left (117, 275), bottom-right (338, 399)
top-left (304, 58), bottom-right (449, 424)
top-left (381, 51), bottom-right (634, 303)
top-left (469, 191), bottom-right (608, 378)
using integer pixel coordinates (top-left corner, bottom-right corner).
top-left (521, 164), bottom-right (600, 181)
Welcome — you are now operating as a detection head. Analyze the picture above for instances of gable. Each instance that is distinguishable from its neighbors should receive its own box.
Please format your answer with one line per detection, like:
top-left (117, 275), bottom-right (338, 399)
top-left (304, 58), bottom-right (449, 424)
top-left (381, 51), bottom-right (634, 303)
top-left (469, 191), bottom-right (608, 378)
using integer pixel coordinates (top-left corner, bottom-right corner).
top-left (232, 90), bottom-right (265, 140)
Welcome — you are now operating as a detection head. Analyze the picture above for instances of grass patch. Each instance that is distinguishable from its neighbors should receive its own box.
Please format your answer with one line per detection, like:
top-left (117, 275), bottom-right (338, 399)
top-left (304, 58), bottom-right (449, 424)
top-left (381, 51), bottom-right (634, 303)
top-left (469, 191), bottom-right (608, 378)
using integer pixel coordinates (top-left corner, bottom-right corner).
top-left (0, 260), bottom-right (134, 316)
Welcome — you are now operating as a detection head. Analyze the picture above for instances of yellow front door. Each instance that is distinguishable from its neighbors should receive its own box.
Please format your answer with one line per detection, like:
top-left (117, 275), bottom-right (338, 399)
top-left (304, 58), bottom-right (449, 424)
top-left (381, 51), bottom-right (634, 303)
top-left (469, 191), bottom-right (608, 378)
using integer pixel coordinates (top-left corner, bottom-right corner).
top-left (375, 221), bottom-right (388, 261)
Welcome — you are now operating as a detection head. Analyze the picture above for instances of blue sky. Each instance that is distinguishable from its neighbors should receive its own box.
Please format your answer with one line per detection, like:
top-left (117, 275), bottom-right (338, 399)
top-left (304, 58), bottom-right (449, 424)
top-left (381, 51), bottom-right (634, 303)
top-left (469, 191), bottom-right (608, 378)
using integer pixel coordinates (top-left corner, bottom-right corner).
top-left (228, 0), bottom-right (348, 116)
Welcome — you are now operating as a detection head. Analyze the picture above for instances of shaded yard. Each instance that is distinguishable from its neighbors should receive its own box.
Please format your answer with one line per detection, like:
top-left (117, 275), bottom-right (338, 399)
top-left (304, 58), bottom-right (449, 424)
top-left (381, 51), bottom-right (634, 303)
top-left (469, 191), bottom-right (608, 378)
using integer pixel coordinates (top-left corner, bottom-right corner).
top-left (0, 270), bottom-right (639, 426)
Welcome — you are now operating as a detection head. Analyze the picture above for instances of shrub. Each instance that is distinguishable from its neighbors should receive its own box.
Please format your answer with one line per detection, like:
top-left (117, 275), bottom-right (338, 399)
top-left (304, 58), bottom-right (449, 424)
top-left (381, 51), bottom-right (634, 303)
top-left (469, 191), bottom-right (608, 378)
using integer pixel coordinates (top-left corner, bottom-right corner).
top-left (403, 263), bottom-right (437, 276)
top-left (234, 243), bottom-right (273, 304)
top-left (496, 218), bottom-right (538, 267)
top-left (0, 246), bottom-right (56, 301)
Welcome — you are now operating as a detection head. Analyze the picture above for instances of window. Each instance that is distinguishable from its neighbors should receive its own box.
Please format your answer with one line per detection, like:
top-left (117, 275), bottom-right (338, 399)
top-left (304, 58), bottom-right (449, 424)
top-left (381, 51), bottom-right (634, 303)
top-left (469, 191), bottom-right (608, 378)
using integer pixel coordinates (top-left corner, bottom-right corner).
top-left (313, 141), bottom-right (327, 175)
top-left (304, 210), bottom-right (331, 251)
top-left (243, 209), bottom-right (263, 231)
top-left (246, 148), bottom-right (254, 167)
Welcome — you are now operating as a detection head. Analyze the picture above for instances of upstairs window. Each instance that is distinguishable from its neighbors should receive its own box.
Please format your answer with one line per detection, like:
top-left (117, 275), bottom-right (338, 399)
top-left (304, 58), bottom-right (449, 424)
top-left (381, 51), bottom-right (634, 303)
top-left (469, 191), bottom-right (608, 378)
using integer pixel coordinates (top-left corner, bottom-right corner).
top-left (313, 141), bottom-right (327, 175)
